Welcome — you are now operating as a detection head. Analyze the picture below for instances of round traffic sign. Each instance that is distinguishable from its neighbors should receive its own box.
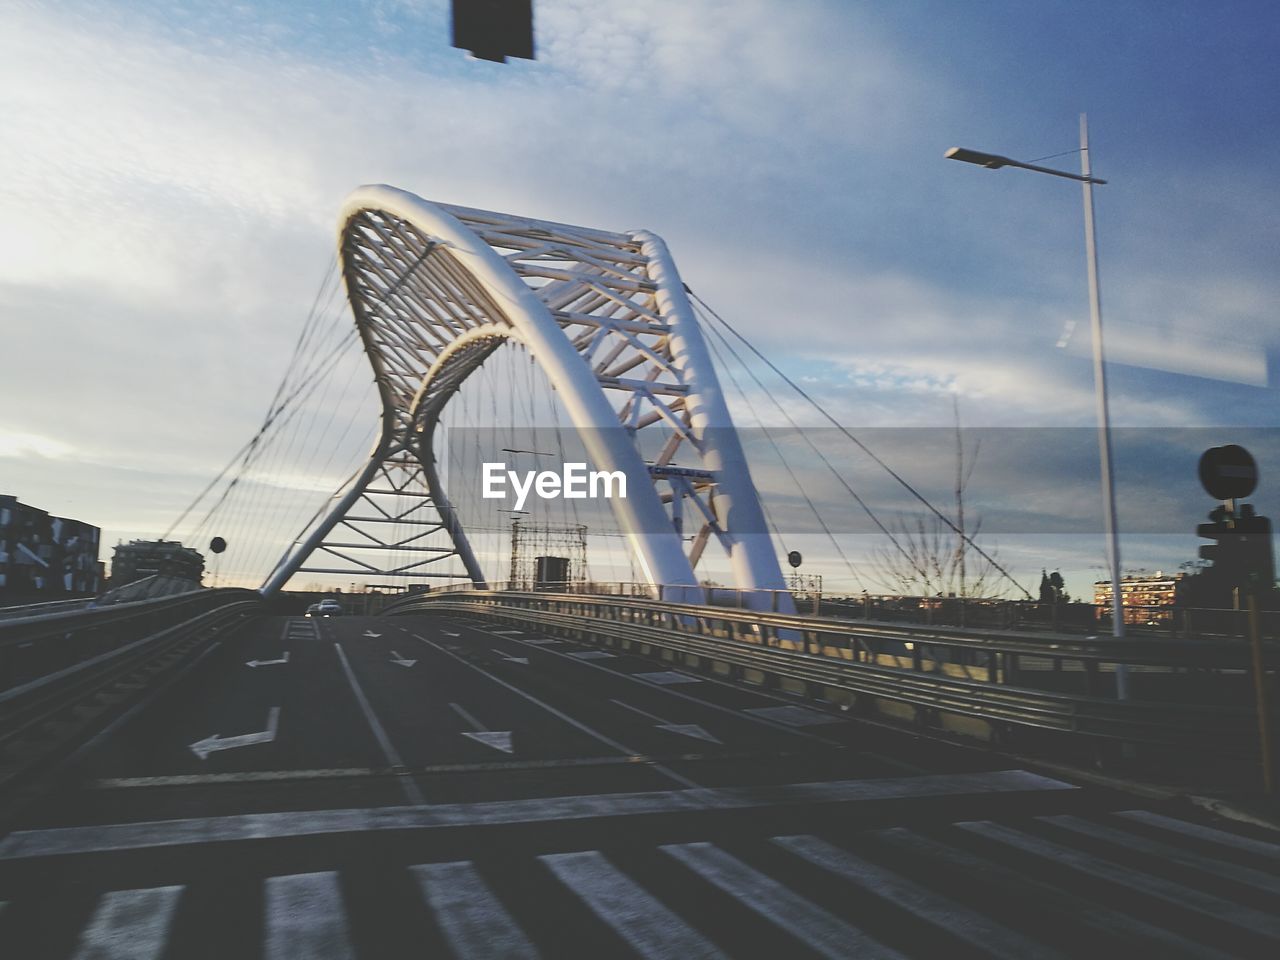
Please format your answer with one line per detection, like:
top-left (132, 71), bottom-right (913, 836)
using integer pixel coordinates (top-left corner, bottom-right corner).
top-left (787, 550), bottom-right (803, 569)
top-left (1198, 444), bottom-right (1257, 501)
top-left (209, 536), bottom-right (227, 555)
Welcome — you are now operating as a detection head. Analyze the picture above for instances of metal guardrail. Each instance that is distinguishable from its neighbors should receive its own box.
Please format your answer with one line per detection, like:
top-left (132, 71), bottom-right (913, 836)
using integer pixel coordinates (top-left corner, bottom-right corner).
top-left (0, 588), bottom-right (261, 695)
top-left (0, 592), bottom-right (261, 822)
top-left (417, 580), bottom-right (1279, 640)
top-left (0, 595), bottom-right (98, 623)
top-left (384, 589), bottom-right (1277, 761)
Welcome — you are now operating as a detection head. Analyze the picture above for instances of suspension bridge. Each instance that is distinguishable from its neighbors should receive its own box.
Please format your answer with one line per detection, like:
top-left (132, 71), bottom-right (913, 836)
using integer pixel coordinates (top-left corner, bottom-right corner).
top-left (1, 186), bottom-right (1277, 959)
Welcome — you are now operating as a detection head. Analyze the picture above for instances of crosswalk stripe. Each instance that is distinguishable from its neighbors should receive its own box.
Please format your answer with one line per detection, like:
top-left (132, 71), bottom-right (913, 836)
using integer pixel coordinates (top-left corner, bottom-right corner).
top-left (773, 835), bottom-right (1061, 960)
top-left (264, 872), bottom-right (354, 960)
top-left (1043, 815), bottom-right (1280, 895)
top-left (1115, 810), bottom-right (1280, 859)
top-left (873, 827), bottom-right (1235, 960)
top-left (71, 885), bottom-right (183, 960)
top-left (411, 861), bottom-right (538, 959)
top-left (957, 821), bottom-right (1280, 939)
top-left (661, 842), bottom-right (905, 960)
top-left (541, 850), bottom-right (728, 960)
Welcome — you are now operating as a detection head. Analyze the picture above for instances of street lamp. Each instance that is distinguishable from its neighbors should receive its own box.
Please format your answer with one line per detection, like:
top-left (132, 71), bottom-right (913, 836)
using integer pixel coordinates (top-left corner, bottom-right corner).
top-left (946, 114), bottom-right (1129, 699)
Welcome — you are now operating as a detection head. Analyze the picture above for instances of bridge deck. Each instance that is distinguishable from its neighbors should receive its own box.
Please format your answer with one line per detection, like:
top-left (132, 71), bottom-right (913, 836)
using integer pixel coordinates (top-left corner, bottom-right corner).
top-left (0, 613), bottom-right (1275, 957)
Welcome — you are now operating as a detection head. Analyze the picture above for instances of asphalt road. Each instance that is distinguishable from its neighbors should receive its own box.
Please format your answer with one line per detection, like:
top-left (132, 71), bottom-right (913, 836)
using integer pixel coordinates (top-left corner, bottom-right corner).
top-left (1, 612), bottom-right (1277, 958)
top-left (24, 612), bottom-right (1007, 828)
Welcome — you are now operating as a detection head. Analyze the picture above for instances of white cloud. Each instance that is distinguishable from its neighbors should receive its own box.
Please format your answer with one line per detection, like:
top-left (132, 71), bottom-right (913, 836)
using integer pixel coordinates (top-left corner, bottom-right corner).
top-left (0, 430), bottom-right (75, 460)
top-left (0, 1), bottom-right (1273, 591)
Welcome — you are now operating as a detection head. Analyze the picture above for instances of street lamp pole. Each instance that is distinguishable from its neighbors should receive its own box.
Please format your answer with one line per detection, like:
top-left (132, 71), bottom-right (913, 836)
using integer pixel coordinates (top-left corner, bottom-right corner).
top-left (947, 114), bottom-right (1128, 699)
top-left (1078, 115), bottom-right (1129, 698)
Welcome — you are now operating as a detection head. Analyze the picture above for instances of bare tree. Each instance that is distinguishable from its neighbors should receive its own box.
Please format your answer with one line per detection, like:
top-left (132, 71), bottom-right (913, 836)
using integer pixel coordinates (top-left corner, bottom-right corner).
top-left (871, 399), bottom-right (1011, 599)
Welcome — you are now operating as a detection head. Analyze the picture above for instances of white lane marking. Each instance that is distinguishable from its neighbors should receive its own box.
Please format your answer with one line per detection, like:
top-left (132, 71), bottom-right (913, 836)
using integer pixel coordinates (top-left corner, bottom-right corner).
top-left (773, 835), bottom-right (1054, 960)
top-left (388, 650), bottom-right (417, 667)
top-left (71, 885), bottom-right (183, 960)
top-left (0, 772), bottom-right (1075, 859)
top-left (403, 627), bottom-right (697, 788)
top-left (469, 625), bottom-right (913, 758)
top-left (491, 629), bottom-right (524, 635)
top-left (493, 649), bottom-right (530, 665)
top-left (610, 699), bottom-right (722, 745)
top-left (957, 821), bottom-right (1280, 938)
top-left (463, 731), bottom-right (515, 754)
top-left (1042, 815), bottom-right (1280, 896)
top-left (661, 842), bottom-right (904, 960)
top-left (450, 701), bottom-right (514, 754)
top-left (541, 850), bottom-right (728, 960)
top-left (610, 699), bottom-right (666, 722)
top-left (632, 670), bottom-right (700, 685)
top-left (411, 862), bottom-right (537, 959)
top-left (442, 631), bottom-right (461, 637)
top-left (246, 652), bottom-right (290, 668)
top-left (872, 826), bottom-right (1237, 960)
top-left (569, 650), bottom-right (616, 660)
top-left (520, 637), bottom-right (563, 645)
top-left (189, 707), bottom-right (281, 760)
top-left (1115, 810), bottom-right (1280, 858)
top-left (333, 642), bottom-right (424, 805)
top-left (264, 872), bottom-right (354, 960)
top-left (743, 705), bottom-right (844, 727)
top-left (656, 723), bottom-right (722, 744)
top-left (449, 702), bottom-right (488, 730)
top-left (363, 631), bottom-right (382, 638)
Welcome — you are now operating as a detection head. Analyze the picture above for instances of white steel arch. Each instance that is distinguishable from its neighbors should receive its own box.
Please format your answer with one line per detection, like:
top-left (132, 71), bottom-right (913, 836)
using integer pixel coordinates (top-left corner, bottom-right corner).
top-left (262, 185), bottom-right (789, 608)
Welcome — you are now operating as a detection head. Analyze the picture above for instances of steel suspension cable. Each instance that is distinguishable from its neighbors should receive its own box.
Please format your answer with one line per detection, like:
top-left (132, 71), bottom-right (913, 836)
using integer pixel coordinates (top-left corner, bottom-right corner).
top-left (687, 287), bottom-right (1032, 600)
top-left (703, 318), bottom-right (864, 590)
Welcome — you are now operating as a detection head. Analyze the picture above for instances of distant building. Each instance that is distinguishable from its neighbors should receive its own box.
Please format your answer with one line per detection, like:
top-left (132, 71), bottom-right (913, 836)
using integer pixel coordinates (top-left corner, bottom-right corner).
top-left (0, 494), bottom-right (103, 600)
top-left (110, 539), bottom-right (205, 588)
top-left (1094, 571), bottom-right (1185, 624)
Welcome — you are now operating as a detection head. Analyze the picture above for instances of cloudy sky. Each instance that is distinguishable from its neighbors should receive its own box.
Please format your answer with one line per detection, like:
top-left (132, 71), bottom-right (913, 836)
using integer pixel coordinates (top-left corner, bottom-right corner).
top-left (2, 0), bottom-right (1277, 596)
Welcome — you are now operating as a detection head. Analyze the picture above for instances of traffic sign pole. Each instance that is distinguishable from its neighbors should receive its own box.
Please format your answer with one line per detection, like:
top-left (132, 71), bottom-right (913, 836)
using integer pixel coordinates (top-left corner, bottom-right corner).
top-left (1246, 592), bottom-right (1275, 795)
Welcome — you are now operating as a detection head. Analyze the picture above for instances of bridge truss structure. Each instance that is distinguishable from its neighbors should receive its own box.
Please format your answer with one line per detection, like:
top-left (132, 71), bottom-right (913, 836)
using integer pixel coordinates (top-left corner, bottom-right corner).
top-left (262, 185), bottom-right (789, 608)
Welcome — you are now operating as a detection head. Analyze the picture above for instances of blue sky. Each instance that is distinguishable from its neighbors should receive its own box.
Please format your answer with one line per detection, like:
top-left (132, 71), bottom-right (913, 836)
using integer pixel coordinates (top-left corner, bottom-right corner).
top-left (1, 0), bottom-right (1276, 594)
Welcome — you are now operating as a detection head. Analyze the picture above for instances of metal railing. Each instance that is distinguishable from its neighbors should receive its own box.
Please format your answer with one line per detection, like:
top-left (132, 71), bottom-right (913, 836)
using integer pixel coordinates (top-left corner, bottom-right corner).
top-left (384, 587), bottom-right (1278, 769)
top-left (0, 589), bottom-right (261, 821)
top-left (0, 588), bottom-right (260, 695)
top-left (408, 580), bottom-right (1277, 640)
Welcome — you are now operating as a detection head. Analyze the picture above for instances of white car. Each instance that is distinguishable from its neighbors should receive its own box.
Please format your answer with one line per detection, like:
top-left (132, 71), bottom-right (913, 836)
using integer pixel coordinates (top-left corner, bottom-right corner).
top-left (306, 599), bottom-right (343, 617)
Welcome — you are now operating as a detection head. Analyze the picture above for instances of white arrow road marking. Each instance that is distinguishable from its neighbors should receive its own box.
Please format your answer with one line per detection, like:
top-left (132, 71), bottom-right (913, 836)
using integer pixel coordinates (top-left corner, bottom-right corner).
top-left (493, 649), bottom-right (530, 665)
top-left (633, 670), bottom-right (701, 685)
top-left (610, 699), bottom-right (723, 745)
top-left (462, 731), bottom-right (515, 753)
top-left (449, 702), bottom-right (514, 754)
top-left (245, 652), bottom-right (290, 668)
top-left (189, 707), bottom-right (280, 760)
top-left (655, 723), bottom-right (723, 744)
top-left (363, 630), bottom-right (382, 638)
top-left (743, 705), bottom-right (845, 727)
top-left (389, 651), bottom-right (417, 667)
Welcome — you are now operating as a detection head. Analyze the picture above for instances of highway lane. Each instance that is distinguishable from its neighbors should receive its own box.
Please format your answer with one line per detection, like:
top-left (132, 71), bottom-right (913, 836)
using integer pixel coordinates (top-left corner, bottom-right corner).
top-left (414, 613), bottom-right (1006, 785)
top-left (18, 610), bottom-right (1042, 831)
top-left (4, 611), bottom-right (1280, 957)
